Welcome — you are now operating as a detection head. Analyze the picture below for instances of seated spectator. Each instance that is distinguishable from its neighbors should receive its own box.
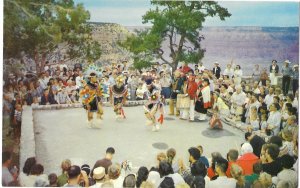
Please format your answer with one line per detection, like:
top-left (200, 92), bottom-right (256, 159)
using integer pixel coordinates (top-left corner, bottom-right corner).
top-left (206, 157), bottom-right (236, 188)
top-left (80, 164), bottom-right (95, 187)
top-left (56, 86), bottom-right (72, 104)
top-left (261, 144), bottom-right (282, 177)
top-left (140, 181), bottom-right (155, 188)
top-left (277, 154), bottom-right (297, 188)
top-left (107, 163), bottom-right (123, 187)
top-left (256, 172), bottom-right (273, 188)
top-left (57, 159), bottom-right (71, 186)
top-left (24, 164), bottom-right (48, 187)
top-left (66, 165), bottom-right (89, 187)
top-left (226, 149), bottom-right (238, 177)
top-left (245, 162), bottom-right (262, 184)
top-left (196, 145), bottom-right (209, 168)
top-left (236, 143), bottom-right (259, 175)
top-left (159, 161), bottom-right (185, 187)
top-left (48, 173), bottom-right (58, 187)
top-left (185, 160), bottom-right (206, 188)
top-left (207, 152), bottom-right (223, 179)
top-left (166, 148), bottom-right (179, 173)
top-left (245, 132), bottom-right (266, 158)
top-left (19, 157), bottom-right (36, 186)
top-left (159, 176), bottom-right (174, 188)
top-left (230, 164), bottom-right (251, 188)
top-left (123, 174), bottom-right (136, 188)
top-left (147, 170), bottom-right (160, 188)
top-left (136, 166), bottom-right (149, 188)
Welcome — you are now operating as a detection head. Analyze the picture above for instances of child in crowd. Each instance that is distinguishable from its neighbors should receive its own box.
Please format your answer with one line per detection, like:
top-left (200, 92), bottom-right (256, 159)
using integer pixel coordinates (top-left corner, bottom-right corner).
top-left (13, 104), bottom-right (22, 140)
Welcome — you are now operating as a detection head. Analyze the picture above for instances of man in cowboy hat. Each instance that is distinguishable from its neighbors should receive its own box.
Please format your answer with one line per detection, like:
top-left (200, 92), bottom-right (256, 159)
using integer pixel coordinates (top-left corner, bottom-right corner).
top-left (212, 62), bottom-right (221, 79)
top-left (292, 64), bottom-right (299, 95)
top-left (281, 60), bottom-right (293, 96)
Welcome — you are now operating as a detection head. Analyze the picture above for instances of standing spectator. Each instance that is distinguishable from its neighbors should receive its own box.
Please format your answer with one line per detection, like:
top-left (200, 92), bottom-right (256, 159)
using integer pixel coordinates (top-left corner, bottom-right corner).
top-left (13, 104), bottom-right (22, 141)
top-left (159, 72), bottom-right (172, 100)
top-left (281, 60), bottom-right (293, 96)
top-left (40, 89), bottom-right (57, 105)
top-left (212, 62), bottom-right (221, 79)
top-left (127, 75), bottom-right (139, 100)
top-left (223, 63), bottom-right (234, 79)
top-left (269, 60), bottom-right (279, 86)
top-left (2, 151), bottom-right (18, 186)
top-left (92, 147), bottom-right (115, 175)
top-left (233, 65), bottom-right (243, 85)
top-left (292, 64), bottom-right (298, 96)
top-left (252, 64), bottom-right (261, 82)
top-left (75, 71), bottom-right (84, 90)
top-left (260, 68), bottom-right (269, 86)
top-left (56, 86), bottom-right (72, 104)
top-left (198, 62), bottom-right (206, 73)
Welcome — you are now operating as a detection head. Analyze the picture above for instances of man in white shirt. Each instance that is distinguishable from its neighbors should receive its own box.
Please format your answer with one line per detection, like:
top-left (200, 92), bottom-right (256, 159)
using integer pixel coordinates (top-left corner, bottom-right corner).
top-left (267, 103), bottom-right (282, 135)
top-left (38, 72), bottom-right (48, 90)
top-left (264, 87), bottom-right (274, 109)
top-left (206, 158), bottom-right (236, 188)
top-left (223, 64), bottom-right (234, 78)
top-left (198, 62), bottom-right (206, 73)
top-left (75, 71), bottom-right (84, 90)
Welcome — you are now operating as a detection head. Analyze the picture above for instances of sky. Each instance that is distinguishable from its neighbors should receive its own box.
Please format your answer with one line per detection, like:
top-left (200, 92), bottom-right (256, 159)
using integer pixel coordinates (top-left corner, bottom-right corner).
top-left (73, 0), bottom-right (299, 27)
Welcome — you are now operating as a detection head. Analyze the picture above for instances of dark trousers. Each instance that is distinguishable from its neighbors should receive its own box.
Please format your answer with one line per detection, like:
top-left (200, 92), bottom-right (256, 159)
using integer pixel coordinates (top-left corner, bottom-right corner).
top-left (293, 79), bottom-right (298, 95)
top-left (282, 75), bottom-right (291, 95)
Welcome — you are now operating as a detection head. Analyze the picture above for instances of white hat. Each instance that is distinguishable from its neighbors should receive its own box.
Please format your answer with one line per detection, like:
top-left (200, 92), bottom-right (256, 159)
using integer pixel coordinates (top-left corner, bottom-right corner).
top-left (93, 167), bottom-right (105, 180)
top-left (284, 60), bottom-right (291, 64)
top-left (241, 143), bottom-right (253, 155)
top-left (293, 64), bottom-right (299, 68)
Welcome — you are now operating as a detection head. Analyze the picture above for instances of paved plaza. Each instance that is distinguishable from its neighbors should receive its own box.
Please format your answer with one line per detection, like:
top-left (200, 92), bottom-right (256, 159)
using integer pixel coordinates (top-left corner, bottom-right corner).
top-left (31, 106), bottom-right (245, 175)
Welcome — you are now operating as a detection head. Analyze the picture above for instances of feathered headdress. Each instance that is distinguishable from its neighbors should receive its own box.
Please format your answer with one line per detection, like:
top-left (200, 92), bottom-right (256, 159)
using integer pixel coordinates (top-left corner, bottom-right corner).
top-left (83, 63), bottom-right (102, 78)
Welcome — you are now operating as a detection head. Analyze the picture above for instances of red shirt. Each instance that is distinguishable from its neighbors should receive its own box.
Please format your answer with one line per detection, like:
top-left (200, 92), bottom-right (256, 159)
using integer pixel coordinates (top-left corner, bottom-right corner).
top-left (182, 65), bottom-right (192, 74)
top-left (187, 81), bottom-right (198, 99)
top-left (236, 153), bottom-right (259, 175)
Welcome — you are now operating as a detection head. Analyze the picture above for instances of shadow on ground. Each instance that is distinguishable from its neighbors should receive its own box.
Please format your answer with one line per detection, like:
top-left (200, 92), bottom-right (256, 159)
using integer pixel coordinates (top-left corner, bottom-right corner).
top-left (201, 128), bottom-right (235, 138)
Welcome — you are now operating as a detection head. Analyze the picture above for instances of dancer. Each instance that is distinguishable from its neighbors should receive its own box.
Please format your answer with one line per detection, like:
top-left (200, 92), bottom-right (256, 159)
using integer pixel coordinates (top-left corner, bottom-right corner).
top-left (144, 79), bottom-right (164, 132)
top-left (195, 78), bottom-right (211, 121)
top-left (110, 76), bottom-right (128, 120)
top-left (80, 70), bottom-right (104, 128)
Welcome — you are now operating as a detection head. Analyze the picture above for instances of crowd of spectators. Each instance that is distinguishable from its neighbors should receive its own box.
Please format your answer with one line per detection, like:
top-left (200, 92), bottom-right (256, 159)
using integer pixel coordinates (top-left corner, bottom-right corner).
top-left (2, 58), bottom-right (299, 187)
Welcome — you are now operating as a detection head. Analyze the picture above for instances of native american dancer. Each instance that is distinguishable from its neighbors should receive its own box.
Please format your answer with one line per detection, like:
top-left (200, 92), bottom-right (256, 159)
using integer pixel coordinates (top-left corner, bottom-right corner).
top-left (144, 79), bottom-right (164, 132)
top-left (80, 72), bottom-right (104, 128)
top-left (110, 76), bottom-right (128, 120)
top-left (194, 78), bottom-right (211, 121)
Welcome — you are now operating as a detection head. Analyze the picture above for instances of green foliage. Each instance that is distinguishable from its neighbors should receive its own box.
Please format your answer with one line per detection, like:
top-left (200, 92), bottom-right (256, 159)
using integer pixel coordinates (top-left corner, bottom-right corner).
top-left (119, 0), bottom-right (231, 70)
top-left (4, 0), bottom-right (101, 62)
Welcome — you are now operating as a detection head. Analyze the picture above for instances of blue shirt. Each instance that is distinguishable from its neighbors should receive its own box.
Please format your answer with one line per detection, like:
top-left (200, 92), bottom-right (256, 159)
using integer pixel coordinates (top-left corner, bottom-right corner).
top-left (198, 156), bottom-right (209, 168)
